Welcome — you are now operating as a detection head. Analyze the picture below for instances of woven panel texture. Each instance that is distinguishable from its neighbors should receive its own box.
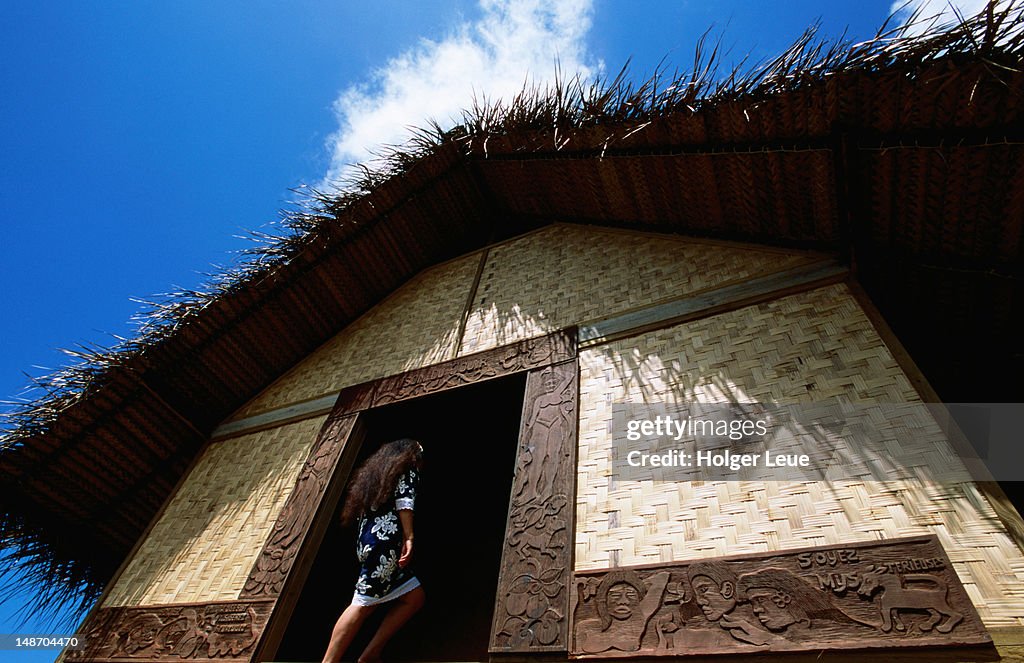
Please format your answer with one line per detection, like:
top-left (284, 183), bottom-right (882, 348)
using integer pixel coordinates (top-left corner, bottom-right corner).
top-left (234, 253), bottom-right (480, 418)
top-left (101, 416), bottom-right (325, 606)
top-left (576, 284), bottom-right (1024, 626)
top-left (458, 224), bottom-right (811, 355)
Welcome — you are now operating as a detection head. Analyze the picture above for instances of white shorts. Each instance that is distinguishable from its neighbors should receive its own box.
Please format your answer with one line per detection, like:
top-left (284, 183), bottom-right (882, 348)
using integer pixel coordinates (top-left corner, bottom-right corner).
top-left (352, 576), bottom-right (421, 606)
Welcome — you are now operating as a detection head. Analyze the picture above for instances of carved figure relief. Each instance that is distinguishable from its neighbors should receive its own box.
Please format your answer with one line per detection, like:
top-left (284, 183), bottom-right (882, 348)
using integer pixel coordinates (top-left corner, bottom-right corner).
top-left (66, 600), bottom-right (273, 662)
top-left (512, 366), bottom-right (574, 506)
top-left (498, 330), bottom-right (576, 372)
top-left (574, 571), bottom-right (670, 653)
top-left (491, 360), bottom-right (578, 653)
top-left (571, 536), bottom-right (990, 658)
top-left (242, 413), bottom-right (355, 597)
top-left (684, 560), bottom-right (775, 646)
top-left (734, 566), bottom-right (852, 640)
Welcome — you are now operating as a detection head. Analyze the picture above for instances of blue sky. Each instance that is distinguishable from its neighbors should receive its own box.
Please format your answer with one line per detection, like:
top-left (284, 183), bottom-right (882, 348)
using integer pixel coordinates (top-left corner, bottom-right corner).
top-left (0, 0), bottom-right (976, 659)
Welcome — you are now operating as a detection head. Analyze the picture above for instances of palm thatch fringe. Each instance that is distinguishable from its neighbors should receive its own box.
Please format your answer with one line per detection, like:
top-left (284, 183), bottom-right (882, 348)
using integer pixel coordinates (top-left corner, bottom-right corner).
top-left (0, 519), bottom-right (99, 630)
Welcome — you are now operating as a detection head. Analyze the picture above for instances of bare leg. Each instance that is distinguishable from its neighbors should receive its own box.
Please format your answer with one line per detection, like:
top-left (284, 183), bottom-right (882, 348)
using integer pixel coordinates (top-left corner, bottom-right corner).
top-left (322, 602), bottom-right (376, 663)
top-left (357, 587), bottom-right (425, 663)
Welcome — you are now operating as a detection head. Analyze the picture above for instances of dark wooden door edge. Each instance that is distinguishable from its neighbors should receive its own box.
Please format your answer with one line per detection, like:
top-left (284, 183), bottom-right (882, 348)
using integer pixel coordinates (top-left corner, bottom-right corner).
top-left (248, 413), bottom-right (367, 662)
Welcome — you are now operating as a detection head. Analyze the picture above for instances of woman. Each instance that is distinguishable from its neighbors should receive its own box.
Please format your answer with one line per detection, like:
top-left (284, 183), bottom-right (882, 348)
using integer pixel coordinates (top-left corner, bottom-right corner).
top-left (322, 438), bottom-right (426, 663)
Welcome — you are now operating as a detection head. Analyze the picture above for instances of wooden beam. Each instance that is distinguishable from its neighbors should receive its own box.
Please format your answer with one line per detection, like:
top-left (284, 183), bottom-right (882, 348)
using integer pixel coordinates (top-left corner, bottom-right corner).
top-left (65, 599), bottom-right (276, 662)
top-left (578, 260), bottom-right (848, 348)
top-left (455, 247), bottom-right (490, 355)
top-left (211, 394), bottom-right (338, 441)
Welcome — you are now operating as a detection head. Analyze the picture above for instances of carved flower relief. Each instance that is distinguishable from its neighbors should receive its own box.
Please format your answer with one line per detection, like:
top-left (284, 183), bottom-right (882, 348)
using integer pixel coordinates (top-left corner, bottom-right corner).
top-left (497, 566), bottom-right (565, 647)
top-left (155, 609), bottom-right (209, 659)
top-left (244, 547), bottom-right (289, 595)
top-left (510, 494), bottom-right (567, 532)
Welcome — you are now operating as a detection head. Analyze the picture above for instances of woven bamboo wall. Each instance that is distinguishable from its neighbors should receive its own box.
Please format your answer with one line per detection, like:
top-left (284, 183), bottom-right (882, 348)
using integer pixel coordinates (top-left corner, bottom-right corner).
top-left (101, 416), bottom-right (325, 607)
top-left (575, 283), bottom-right (1024, 626)
top-left (234, 252), bottom-right (481, 419)
top-left (458, 224), bottom-right (812, 355)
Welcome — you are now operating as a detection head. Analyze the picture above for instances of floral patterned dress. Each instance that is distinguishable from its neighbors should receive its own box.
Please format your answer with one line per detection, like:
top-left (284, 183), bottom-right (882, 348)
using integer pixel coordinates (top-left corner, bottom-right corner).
top-left (352, 468), bottom-right (420, 605)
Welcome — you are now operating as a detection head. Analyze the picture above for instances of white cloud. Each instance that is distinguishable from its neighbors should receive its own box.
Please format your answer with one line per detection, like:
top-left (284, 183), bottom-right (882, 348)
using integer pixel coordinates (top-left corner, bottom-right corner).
top-left (324, 0), bottom-right (599, 186)
top-left (889, 0), bottom-right (990, 35)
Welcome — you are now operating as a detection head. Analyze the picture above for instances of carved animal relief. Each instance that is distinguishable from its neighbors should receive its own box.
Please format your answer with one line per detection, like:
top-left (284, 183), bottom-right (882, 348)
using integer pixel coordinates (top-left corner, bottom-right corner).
top-left (570, 536), bottom-right (989, 658)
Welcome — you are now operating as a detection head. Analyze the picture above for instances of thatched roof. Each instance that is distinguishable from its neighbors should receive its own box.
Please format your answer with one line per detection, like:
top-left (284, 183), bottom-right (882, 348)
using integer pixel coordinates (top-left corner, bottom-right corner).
top-left (2, 2), bottom-right (1023, 624)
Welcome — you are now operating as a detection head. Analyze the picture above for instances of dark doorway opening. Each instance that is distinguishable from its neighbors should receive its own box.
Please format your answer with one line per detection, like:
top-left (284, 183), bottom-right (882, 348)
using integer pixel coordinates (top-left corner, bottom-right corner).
top-left (274, 372), bottom-right (526, 661)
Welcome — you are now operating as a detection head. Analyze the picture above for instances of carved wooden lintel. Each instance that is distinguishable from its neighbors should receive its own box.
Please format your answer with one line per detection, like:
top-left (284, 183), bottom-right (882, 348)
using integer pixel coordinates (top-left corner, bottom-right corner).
top-left (65, 600), bottom-right (274, 662)
top-left (333, 382), bottom-right (375, 414)
top-left (240, 412), bottom-right (357, 598)
top-left (570, 535), bottom-right (991, 658)
top-left (334, 328), bottom-right (577, 415)
top-left (490, 360), bottom-right (579, 653)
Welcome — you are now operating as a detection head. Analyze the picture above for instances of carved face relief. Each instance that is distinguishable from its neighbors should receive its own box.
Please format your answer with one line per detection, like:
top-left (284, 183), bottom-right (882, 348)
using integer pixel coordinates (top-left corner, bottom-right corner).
top-left (122, 614), bottom-right (163, 654)
top-left (747, 588), bottom-right (798, 631)
top-left (541, 369), bottom-right (559, 392)
top-left (607, 583), bottom-right (640, 621)
top-left (692, 576), bottom-right (735, 621)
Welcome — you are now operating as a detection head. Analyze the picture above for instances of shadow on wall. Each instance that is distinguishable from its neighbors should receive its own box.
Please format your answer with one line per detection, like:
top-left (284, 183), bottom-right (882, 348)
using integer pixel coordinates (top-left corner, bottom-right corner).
top-left (569, 287), bottom-right (1010, 623)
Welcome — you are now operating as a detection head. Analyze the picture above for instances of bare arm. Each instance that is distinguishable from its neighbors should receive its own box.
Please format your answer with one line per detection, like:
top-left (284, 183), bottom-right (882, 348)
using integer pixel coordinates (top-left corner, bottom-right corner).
top-left (642, 572), bottom-right (670, 617)
top-left (398, 509), bottom-right (414, 568)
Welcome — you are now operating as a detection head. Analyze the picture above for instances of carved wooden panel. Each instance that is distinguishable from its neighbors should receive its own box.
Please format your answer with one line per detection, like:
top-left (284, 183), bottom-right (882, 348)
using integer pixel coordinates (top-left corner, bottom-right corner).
top-left (241, 412), bottom-right (356, 598)
top-left (65, 600), bottom-right (274, 662)
top-left (490, 360), bottom-right (578, 653)
top-left (570, 535), bottom-right (990, 658)
top-left (333, 328), bottom-right (577, 415)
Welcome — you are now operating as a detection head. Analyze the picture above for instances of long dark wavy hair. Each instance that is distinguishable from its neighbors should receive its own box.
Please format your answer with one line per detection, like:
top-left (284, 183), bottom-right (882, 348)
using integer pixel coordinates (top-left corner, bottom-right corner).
top-left (340, 438), bottom-right (423, 526)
